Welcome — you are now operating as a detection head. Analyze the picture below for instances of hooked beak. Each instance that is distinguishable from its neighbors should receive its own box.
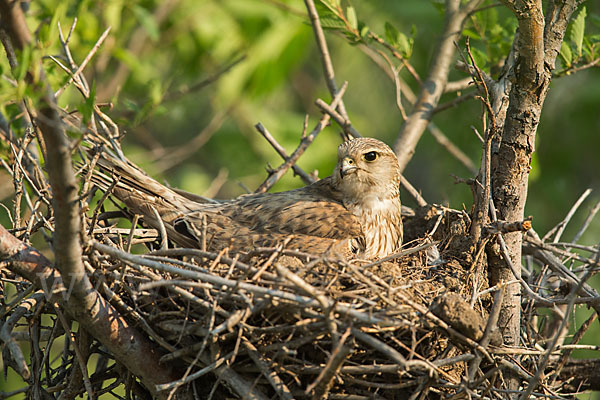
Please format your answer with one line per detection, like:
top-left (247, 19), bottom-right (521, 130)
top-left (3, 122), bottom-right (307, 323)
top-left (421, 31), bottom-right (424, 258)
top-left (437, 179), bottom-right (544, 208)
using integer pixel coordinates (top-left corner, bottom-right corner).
top-left (340, 157), bottom-right (357, 179)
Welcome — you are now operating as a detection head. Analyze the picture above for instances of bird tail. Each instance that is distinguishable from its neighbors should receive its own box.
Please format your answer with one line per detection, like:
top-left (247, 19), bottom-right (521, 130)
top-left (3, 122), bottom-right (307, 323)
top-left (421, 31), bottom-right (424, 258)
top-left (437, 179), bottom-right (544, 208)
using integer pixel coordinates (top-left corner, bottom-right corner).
top-left (84, 143), bottom-right (209, 247)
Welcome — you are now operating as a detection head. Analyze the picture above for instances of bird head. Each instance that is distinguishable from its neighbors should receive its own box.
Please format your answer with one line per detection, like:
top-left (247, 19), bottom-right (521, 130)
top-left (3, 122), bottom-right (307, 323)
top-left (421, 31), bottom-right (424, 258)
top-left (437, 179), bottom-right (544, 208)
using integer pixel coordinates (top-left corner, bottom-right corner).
top-left (332, 138), bottom-right (401, 203)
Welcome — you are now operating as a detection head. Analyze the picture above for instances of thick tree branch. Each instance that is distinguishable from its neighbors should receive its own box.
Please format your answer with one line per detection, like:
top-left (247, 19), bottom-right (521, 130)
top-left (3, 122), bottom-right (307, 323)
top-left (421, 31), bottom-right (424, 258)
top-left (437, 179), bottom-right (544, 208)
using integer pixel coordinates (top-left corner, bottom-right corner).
top-left (489, 0), bottom-right (578, 394)
top-left (0, 2), bottom-right (188, 397)
top-left (393, 0), bottom-right (483, 172)
top-left (0, 0), bottom-right (89, 306)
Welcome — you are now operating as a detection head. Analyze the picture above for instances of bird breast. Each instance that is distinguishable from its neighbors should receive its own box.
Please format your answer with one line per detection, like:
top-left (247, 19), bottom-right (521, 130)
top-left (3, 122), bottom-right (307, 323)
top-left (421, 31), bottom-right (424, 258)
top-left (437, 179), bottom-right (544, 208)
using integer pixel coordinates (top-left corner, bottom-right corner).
top-left (346, 196), bottom-right (402, 259)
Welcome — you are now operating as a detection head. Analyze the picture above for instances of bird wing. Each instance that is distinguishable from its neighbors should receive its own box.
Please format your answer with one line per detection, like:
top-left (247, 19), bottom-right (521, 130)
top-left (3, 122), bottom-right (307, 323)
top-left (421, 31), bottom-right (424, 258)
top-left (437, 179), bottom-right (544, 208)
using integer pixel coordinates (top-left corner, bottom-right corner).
top-left (173, 177), bottom-right (363, 250)
top-left (223, 177), bottom-right (363, 239)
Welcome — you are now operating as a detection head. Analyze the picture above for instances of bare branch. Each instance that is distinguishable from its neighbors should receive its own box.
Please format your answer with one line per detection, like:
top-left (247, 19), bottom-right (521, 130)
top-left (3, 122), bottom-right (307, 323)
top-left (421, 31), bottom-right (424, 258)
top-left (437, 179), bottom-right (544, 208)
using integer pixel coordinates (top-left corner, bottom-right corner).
top-left (254, 122), bottom-right (316, 185)
top-left (304, 0), bottom-right (349, 121)
top-left (393, 0), bottom-right (483, 172)
top-left (254, 82), bottom-right (348, 193)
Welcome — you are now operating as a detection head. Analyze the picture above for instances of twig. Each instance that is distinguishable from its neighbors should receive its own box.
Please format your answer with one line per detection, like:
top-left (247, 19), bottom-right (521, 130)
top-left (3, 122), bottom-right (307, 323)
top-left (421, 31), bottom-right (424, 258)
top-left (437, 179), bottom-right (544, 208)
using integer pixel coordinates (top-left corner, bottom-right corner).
top-left (374, 48), bottom-right (408, 120)
top-left (444, 77), bottom-right (474, 93)
top-left (150, 205), bottom-right (168, 250)
top-left (163, 54), bottom-right (246, 102)
top-left (314, 98), bottom-right (361, 138)
top-left (125, 214), bottom-right (140, 253)
top-left (392, 290), bottom-right (493, 362)
top-left (304, 0), bottom-right (349, 121)
top-left (428, 122), bottom-right (477, 174)
top-left (254, 122), bottom-right (316, 185)
top-left (367, 31), bottom-right (421, 83)
top-left (400, 175), bottom-right (427, 207)
top-left (55, 26), bottom-right (111, 97)
top-left (393, 0), bottom-right (484, 172)
top-left (94, 241), bottom-right (397, 326)
top-left (155, 351), bottom-right (236, 392)
top-left (495, 230), bottom-right (555, 306)
top-left (519, 269), bottom-right (594, 399)
top-left (352, 329), bottom-right (436, 377)
top-left (464, 36), bottom-right (496, 246)
top-left (0, 225), bottom-right (182, 399)
top-left (0, 0), bottom-right (113, 365)
top-left (305, 327), bottom-right (352, 398)
top-left (255, 82), bottom-right (348, 193)
top-left (467, 284), bottom-right (504, 380)
top-left (359, 45), bottom-right (476, 175)
top-left (0, 293), bottom-right (46, 379)
top-left (432, 91), bottom-right (476, 114)
top-left (54, 305), bottom-right (95, 399)
top-left (243, 339), bottom-right (294, 400)
top-left (550, 311), bottom-right (598, 385)
top-left (525, 234), bottom-right (600, 268)
top-left (97, 0), bottom-right (180, 99)
top-left (276, 262), bottom-right (338, 340)
top-left (542, 188), bottom-right (592, 243)
top-left (153, 110), bottom-right (228, 172)
top-left (572, 199), bottom-right (600, 243)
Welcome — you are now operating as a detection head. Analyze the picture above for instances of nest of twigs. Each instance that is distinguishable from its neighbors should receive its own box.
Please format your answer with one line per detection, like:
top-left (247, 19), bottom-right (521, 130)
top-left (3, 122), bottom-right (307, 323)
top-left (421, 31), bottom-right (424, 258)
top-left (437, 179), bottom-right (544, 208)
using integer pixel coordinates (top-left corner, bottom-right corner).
top-left (89, 196), bottom-right (480, 394)
top-left (85, 192), bottom-right (491, 399)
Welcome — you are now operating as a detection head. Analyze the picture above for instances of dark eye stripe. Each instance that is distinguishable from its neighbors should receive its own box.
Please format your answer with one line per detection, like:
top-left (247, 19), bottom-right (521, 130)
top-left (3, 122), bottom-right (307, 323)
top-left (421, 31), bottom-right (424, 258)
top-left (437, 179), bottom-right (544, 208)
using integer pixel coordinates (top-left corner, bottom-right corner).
top-left (363, 151), bottom-right (378, 162)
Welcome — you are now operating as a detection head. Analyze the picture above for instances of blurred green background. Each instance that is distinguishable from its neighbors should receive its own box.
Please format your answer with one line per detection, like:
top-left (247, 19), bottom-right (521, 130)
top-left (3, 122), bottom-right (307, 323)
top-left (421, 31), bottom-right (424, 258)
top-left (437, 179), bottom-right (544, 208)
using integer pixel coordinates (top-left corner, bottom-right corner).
top-left (1, 0), bottom-right (599, 397)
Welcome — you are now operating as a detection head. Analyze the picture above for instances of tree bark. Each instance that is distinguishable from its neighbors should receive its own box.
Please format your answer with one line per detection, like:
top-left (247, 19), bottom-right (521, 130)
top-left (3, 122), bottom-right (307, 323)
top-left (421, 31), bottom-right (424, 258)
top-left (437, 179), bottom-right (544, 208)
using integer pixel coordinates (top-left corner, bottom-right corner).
top-left (491, 0), bottom-right (578, 392)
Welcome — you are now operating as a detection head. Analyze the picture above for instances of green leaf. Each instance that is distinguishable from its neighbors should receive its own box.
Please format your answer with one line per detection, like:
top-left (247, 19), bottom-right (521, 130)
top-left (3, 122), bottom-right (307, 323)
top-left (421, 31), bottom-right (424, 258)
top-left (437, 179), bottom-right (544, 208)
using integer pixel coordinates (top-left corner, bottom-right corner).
top-left (346, 6), bottom-right (357, 31)
top-left (318, 0), bottom-right (340, 16)
top-left (396, 32), bottom-right (413, 58)
top-left (38, 3), bottom-right (66, 47)
top-left (360, 25), bottom-right (370, 38)
top-left (570, 6), bottom-right (586, 58)
top-left (15, 45), bottom-right (32, 81)
top-left (462, 28), bottom-right (481, 40)
top-left (560, 41), bottom-right (573, 67)
top-left (384, 22), bottom-right (399, 47)
top-left (384, 22), bottom-right (413, 57)
top-left (469, 47), bottom-right (489, 68)
top-left (479, 6), bottom-right (498, 37)
top-left (430, 0), bottom-right (445, 15)
top-left (319, 15), bottom-right (345, 30)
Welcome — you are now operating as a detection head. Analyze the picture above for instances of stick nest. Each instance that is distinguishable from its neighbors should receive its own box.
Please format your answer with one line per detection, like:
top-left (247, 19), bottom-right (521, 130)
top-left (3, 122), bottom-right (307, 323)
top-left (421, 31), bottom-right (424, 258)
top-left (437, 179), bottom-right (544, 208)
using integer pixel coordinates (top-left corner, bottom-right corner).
top-left (87, 187), bottom-right (498, 399)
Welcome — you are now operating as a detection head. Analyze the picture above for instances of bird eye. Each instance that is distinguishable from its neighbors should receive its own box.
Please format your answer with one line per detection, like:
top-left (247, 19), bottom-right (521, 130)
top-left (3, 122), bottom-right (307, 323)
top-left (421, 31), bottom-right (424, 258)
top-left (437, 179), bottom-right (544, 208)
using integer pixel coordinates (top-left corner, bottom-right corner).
top-left (363, 151), bottom-right (378, 162)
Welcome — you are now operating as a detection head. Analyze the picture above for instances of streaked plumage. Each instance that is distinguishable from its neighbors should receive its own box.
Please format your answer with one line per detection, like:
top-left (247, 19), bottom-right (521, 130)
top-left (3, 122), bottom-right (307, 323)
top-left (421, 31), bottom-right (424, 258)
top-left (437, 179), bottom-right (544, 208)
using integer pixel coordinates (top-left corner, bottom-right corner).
top-left (93, 137), bottom-right (403, 259)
